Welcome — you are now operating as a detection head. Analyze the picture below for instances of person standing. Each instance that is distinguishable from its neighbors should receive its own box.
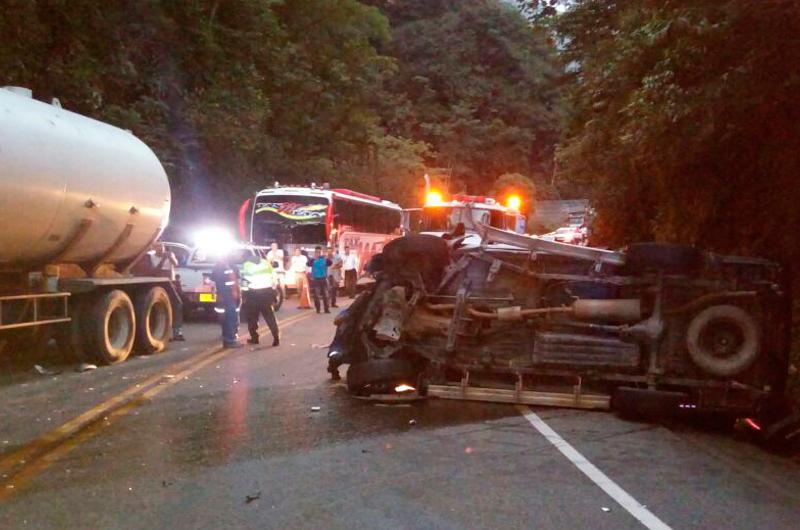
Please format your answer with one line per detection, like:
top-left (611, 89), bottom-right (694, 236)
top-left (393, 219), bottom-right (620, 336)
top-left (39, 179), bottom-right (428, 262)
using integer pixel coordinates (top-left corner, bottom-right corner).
top-left (291, 248), bottom-right (312, 309)
top-left (210, 256), bottom-right (242, 348)
top-left (153, 244), bottom-right (185, 341)
top-left (343, 246), bottom-right (360, 298)
top-left (310, 246), bottom-right (332, 313)
top-left (327, 247), bottom-right (342, 308)
top-left (267, 242), bottom-right (286, 304)
top-left (171, 273), bottom-right (186, 341)
top-left (240, 252), bottom-right (280, 346)
top-left (266, 242), bottom-right (285, 271)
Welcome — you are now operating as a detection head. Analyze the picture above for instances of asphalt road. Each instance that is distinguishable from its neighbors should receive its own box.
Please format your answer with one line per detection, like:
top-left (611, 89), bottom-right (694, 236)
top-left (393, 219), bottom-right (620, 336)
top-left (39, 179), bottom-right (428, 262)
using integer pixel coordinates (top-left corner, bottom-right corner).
top-left (1, 303), bottom-right (799, 529)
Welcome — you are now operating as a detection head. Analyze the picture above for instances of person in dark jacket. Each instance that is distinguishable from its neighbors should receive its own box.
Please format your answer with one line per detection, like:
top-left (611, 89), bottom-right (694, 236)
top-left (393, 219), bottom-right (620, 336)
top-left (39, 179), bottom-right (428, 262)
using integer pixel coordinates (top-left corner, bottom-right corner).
top-left (210, 256), bottom-right (242, 348)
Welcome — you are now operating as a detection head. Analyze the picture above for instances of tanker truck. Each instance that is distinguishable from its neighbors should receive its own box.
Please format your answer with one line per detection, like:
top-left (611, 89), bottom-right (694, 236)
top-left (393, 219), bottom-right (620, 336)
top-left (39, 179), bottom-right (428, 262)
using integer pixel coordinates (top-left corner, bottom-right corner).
top-left (0, 86), bottom-right (177, 365)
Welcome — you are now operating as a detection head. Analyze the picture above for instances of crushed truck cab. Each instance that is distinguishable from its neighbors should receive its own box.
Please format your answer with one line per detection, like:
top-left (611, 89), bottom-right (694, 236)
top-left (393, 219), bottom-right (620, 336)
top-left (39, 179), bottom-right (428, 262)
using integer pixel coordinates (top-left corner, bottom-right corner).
top-left (331, 228), bottom-right (795, 445)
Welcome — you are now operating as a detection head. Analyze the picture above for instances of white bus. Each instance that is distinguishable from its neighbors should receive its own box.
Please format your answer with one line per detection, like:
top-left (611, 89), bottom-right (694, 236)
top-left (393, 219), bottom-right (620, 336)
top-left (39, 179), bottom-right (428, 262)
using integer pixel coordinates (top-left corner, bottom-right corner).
top-left (239, 184), bottom-right (403, 287)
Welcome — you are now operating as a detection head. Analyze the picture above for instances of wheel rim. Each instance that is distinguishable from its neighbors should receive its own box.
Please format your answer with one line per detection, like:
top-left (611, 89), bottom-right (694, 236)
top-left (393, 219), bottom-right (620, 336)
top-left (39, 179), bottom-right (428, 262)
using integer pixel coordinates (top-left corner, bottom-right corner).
top-left (108, 306), bottom-right (132, 351)
top-left (148, 301), bottom-right (169, 340)
top-left (700, 318), bottom-right (744, 359)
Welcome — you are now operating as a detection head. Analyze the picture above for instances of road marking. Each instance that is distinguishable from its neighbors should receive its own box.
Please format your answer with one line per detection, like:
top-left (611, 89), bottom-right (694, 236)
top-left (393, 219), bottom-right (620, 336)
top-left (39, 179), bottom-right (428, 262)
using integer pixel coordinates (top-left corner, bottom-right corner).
top-left (0, 310), bottom-right (316, 498)
top-left (517, 406), bottom-right (673, 530)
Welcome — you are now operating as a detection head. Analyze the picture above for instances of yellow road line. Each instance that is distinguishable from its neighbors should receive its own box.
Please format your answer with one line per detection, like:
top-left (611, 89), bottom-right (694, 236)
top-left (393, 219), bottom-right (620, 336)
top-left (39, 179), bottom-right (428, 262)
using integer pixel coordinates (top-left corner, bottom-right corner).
top-left (0, 310), bottom-right (316, 498)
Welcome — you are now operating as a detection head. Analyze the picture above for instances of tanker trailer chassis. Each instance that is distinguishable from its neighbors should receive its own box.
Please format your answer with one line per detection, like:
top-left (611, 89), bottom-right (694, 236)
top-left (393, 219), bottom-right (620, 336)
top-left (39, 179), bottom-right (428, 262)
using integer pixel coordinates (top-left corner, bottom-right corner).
top-left (0, 254), bottom-right (180, 366)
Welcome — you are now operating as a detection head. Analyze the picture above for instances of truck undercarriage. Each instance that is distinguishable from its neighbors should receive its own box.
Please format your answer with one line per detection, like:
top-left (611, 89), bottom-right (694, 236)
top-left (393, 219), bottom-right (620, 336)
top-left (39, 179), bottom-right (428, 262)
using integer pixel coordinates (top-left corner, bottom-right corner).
top-left (329, 227), bottom-right (798, 449)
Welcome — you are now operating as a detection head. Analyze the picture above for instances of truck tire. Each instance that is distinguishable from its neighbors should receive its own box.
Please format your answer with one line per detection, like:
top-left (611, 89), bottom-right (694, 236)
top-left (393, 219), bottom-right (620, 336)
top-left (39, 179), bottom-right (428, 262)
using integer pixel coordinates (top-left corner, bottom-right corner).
top-left (625, 243), bottom-right (703, 275)
top-left (346, 359), bottom-right (419, 396)
top-left (87, 290), bottom-right (136, 365)
top-left (134, 287), bottom-right (173, 354)
top-left (380, 235), bottom-right (450, 290)
top-left (686, 304), bottom-right (759, 377)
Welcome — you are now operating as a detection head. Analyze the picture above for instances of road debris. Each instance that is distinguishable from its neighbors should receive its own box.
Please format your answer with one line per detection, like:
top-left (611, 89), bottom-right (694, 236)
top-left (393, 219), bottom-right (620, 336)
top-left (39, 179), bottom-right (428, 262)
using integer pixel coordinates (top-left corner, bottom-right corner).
top-left (601, 507), bottom-right (611, 513)
top-left (33, 364), bottom-right (60, 376)
top-left (245, 491), bottom-right (261, 504)
top-left (310, 406), bottom-right (321, 412)
top-left (75, 363), bottom-right (97, 372)
top-left (408, 419), bottom-right (417, 426)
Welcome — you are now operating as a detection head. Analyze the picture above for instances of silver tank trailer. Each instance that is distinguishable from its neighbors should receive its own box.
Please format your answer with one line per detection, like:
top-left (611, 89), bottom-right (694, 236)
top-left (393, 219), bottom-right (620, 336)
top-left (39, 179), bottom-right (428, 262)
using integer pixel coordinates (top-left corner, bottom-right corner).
top-left (0, 87), bottom-right (171, 269)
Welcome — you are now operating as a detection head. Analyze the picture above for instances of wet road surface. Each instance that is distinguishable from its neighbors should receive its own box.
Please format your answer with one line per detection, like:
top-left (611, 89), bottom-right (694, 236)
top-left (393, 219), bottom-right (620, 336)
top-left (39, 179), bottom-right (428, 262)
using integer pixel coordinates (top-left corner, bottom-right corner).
top-left (1, 304), bottom-right (800, 529)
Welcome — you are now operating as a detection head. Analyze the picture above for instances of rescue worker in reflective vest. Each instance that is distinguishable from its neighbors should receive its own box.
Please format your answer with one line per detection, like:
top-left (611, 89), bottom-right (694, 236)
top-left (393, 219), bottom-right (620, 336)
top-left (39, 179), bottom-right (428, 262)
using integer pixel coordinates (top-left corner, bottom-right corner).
top-left (241, 252), bottom-right (280, 346)
top-left (210, 257), bottom-right (242, 348)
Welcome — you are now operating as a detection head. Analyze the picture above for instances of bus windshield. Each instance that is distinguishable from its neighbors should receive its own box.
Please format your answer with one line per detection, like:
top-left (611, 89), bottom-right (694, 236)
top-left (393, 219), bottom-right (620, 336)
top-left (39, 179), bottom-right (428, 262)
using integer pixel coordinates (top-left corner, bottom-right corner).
top-left (252, 195), bottom-right (329, 245)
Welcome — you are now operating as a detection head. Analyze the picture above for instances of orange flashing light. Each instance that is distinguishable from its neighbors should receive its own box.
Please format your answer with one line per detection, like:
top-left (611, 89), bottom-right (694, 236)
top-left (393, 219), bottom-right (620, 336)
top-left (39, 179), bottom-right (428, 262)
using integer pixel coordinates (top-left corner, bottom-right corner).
top-left (507, 195), bottom-right (521, 211)
top-left (425, 190), bottom-right (443, 206)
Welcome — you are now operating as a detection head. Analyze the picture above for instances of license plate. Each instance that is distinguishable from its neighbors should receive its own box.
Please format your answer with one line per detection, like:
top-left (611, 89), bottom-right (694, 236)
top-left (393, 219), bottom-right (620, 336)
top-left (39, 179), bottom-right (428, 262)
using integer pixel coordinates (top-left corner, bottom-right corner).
top-left (199, 293), bottom-right (216, 303)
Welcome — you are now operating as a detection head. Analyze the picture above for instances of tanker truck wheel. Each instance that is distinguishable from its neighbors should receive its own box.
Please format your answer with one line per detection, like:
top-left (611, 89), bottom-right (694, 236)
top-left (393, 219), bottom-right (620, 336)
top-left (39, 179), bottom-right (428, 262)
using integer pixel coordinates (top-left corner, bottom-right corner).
top-left (134, 287), bottom-right (173, 354)
top-left (87, 290), bottom-right (136, 365)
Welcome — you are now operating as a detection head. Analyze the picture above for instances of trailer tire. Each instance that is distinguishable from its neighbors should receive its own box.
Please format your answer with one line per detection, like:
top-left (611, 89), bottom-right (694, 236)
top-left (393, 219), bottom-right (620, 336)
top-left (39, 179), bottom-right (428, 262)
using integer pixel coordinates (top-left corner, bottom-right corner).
top-left (346, 359), bottom-right (419, 396)
top-left (686, 304), bottom-right (759, 377)
top-left (87, 290), bottom-right (136, 365)
top-left (134, 287), bottom-right (173, 354)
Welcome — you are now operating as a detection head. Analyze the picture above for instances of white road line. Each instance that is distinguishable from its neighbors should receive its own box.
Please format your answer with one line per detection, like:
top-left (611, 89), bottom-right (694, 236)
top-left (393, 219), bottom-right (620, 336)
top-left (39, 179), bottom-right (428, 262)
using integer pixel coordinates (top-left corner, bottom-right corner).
top-left (517, 405), bottom-right (673, 530)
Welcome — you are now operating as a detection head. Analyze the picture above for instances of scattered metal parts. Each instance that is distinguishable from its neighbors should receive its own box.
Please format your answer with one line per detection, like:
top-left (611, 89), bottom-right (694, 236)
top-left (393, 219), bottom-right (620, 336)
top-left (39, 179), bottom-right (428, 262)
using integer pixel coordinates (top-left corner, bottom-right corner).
top-left (446, 284), bottom-right (470, 352)
top-left (486, 259), bottom-right (502, 283)
top-left (75, 363), bottom-right (97, 372)
top-left (33, 364), bottom-right (61, 376)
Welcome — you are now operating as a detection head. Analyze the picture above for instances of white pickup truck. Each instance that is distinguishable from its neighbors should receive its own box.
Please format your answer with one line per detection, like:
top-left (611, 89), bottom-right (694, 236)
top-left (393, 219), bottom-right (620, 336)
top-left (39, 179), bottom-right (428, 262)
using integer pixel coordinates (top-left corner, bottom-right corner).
top-left (164, 242), bottom-right (283, 318)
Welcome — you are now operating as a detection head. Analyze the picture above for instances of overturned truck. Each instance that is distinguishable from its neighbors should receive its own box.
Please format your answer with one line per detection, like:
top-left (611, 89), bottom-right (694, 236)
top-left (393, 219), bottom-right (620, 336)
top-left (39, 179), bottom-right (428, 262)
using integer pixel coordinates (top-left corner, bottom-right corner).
top-left (329, 225), bottom-right (797, 445)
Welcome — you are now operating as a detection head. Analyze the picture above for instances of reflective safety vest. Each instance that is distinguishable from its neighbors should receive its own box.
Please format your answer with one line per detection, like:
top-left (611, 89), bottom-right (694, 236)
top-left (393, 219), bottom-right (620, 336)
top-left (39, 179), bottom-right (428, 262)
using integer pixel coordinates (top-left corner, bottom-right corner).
top-left (241, 259), bottom-right (274, 290)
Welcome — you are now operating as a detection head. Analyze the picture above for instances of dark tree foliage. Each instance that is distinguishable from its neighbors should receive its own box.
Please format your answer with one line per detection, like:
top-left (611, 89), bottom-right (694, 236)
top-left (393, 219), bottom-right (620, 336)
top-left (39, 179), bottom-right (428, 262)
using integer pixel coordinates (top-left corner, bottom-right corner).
top-left (0, 0), bottom-right (418, 222)
top-left (368, 0), bottom-right (561, 197)
top-left (523, 0), bottom-right (800, 274)
top-left (0, 0), bottom-right (559, 221)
